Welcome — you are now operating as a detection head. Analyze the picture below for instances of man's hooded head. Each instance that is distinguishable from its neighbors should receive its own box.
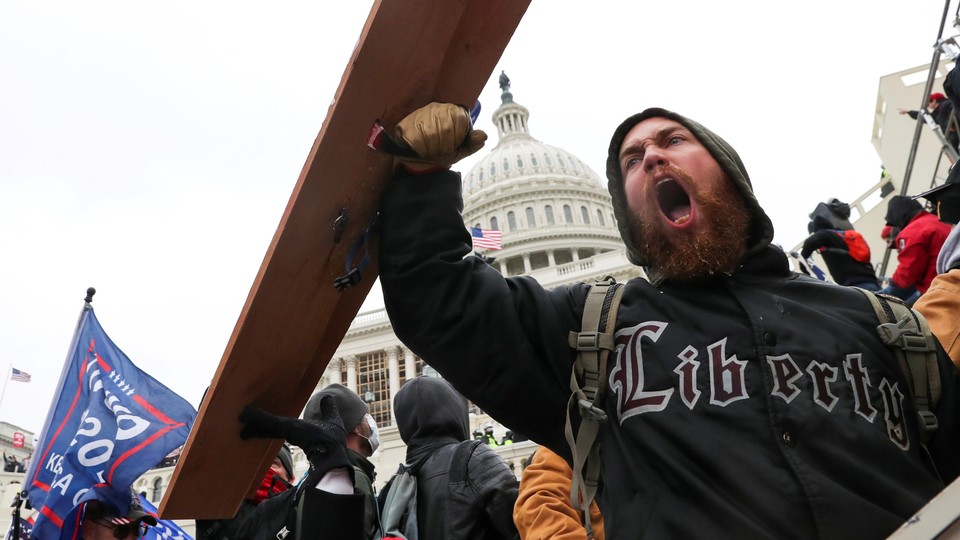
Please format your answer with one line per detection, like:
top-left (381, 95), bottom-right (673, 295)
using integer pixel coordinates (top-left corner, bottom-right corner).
top-left (884, 195), bottom-right (923, 229)
top-left (605, 108), bottom-right (774, 280)
top-left (393, 376), bottom-right (469, 469)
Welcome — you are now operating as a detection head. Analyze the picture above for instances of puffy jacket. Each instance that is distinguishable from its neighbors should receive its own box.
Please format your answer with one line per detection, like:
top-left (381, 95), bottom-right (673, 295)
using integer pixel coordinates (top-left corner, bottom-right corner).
top-left (514, 446), bottom-right (604, 540)
top-left (915, 269), bottom-right (960, 368)
top-left (890, 211), bottom-right (952, 292)
top-left (391, 377), bottom-right (520, 540)
top-left (378, 168), bottom-right (960, 539)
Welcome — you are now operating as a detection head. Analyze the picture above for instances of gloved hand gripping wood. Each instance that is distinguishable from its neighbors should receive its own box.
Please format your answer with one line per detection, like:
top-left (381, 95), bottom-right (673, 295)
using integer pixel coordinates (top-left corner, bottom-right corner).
top-left (394, 102), bottom-right (487, 169)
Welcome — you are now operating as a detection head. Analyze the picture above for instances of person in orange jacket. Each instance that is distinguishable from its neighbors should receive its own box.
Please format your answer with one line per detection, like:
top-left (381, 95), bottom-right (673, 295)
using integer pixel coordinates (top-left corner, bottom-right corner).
top-left (513, 445), bottom-right (604, 540)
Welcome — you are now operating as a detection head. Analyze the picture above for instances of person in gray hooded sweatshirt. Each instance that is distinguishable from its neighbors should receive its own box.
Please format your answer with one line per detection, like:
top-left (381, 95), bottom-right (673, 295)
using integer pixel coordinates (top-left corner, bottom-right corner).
top-left (375, 103), bottom-right (960, 539)
top-left (387, 376), bottom-right (519, 540)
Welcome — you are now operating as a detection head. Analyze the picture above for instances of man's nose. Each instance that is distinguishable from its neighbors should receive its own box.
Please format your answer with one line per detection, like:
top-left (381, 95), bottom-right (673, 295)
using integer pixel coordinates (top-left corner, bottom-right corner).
top-left (643, 147), bottom-right (668, 172)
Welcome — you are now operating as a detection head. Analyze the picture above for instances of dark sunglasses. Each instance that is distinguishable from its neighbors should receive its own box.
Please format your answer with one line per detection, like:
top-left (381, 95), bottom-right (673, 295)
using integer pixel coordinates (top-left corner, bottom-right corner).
top-left (92, 519), bottom-right (149, 539)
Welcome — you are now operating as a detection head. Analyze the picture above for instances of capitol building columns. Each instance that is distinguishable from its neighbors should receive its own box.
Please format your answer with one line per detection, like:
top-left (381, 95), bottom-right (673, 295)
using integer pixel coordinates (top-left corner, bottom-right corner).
top-left (326, 358), bottom-right (342, 386)
top-left (387, 346), bottom-right (401, 423)
top-left (344, 355), bottom-right (358, 392)
top-left (403, 347), bottom-right (416, 384)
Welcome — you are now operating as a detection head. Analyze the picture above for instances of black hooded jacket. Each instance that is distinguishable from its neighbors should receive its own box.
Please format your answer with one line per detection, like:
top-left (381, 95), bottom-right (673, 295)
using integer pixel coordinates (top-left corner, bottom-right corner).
top-left (378, 108), bottom-right (960, 539)
top-left (800, 216), bottom-right (878, 286)
top-left (390, 377), bottom-right (519, 540)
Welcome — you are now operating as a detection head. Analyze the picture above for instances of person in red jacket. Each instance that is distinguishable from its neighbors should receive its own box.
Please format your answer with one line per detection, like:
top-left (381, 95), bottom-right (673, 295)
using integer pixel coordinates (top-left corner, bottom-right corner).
top-left (880, 195), bottom-right (951, 304)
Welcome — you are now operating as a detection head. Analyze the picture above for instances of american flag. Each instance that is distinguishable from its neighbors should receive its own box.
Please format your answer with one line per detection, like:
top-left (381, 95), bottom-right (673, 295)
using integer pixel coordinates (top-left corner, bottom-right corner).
top-left (471, 227), bottom-right (502, 250)
top-left (10, 368), bottom-right (31, 383)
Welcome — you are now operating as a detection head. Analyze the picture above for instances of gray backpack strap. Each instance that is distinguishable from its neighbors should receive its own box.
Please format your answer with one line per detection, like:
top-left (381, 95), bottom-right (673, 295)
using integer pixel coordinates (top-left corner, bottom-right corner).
top-left (564, 276), bottom-right (625, 539)
top-left (855, 288), bottom-right (941, 444)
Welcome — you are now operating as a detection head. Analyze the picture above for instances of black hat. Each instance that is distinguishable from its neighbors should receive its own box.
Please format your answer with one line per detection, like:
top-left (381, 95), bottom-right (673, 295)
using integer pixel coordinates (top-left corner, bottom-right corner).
top-left (305, 383), bottom-right (368, 431)
top-left (915, 165), bottom-right (960, 224)
top-left (122, 490), bottom-right (158, 527)
top-left (85, 490), bottom-right (158, 528)
top-left (914, 164), bottom-right (960, 204)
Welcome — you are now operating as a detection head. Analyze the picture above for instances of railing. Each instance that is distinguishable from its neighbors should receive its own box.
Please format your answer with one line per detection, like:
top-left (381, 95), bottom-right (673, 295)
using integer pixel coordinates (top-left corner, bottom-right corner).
top-left (349, 308), bottom-right (389, 328)
top-left (556, 258), bottom-right (596, 276)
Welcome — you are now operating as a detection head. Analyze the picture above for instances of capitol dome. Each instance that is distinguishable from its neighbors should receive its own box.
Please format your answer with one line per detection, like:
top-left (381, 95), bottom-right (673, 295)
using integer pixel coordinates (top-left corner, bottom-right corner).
top-left (462, 73), bottom-right (629, 281)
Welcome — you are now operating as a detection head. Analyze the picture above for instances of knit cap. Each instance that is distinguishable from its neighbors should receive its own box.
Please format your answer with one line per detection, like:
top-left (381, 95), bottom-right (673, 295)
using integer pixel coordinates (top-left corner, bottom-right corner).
top-left (305, 383), bottom-right (368, 431)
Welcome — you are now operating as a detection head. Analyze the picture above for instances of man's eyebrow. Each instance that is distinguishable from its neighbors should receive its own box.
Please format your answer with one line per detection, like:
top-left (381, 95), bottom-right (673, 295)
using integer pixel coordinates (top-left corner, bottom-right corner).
top-left (619, 125), bottom-right (685, 159)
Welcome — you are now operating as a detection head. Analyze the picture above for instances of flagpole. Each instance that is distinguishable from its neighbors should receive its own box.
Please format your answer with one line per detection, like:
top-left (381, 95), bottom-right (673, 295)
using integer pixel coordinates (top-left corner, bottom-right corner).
top-left (0, 363), bottom-right (11, 417)
top-left (21, 287), bottom-right (96, 495)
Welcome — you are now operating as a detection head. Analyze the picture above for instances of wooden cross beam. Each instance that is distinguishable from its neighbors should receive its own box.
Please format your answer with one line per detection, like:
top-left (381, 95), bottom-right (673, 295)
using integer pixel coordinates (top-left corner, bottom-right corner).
top-left (159, 0), bottom-right (531, 519)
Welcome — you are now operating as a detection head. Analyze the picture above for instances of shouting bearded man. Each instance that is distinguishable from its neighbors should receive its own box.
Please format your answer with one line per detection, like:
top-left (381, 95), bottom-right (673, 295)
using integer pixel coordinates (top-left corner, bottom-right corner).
top-left (376, 103), bottom-right (960, 539)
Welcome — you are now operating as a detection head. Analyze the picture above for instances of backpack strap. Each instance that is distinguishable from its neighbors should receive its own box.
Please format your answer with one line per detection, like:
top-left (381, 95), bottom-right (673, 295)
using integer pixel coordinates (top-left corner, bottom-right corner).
top-left (448, 440), bottom-right (482, 483)
top-left (564, 276), bottom-right (625, 539)
top-left (855, 288), bottom-right (941, 444)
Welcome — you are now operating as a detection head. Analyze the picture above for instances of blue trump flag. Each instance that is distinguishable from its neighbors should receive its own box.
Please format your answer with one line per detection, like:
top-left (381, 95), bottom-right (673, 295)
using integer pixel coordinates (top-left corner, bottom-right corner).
top-left (23, 303), bottom-right (197, 540)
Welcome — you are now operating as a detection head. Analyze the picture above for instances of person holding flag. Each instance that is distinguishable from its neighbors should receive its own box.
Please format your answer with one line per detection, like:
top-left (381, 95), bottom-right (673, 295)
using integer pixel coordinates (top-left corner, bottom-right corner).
top-left (21, 289), bottom-right (197, 540)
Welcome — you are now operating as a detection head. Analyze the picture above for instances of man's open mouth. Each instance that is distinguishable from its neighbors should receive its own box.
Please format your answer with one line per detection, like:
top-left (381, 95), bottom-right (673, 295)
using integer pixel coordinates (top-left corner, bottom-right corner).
top-left (656, 178), bottom-right (692, 225)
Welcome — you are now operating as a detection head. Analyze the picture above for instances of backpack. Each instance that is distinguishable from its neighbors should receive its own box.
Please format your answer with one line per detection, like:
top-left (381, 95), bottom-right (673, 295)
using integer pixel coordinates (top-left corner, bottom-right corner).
top-left (564, 278), bottom-right (941, 538)
top-left (376, 439), bottom-right (482, 540)
top-left (834, 229), bottom-right (872, 264)
top-left (236, 463), bottom-right (365, 540)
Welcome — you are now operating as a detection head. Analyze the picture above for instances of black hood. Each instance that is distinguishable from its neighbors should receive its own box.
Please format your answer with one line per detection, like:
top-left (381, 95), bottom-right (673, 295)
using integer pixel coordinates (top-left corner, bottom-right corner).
top-left (884, 196), bottom-right (923, 229)
top-left (605, 108), bottom-right (775, 272)
top-left (394, 376), bottom-right (470, 470)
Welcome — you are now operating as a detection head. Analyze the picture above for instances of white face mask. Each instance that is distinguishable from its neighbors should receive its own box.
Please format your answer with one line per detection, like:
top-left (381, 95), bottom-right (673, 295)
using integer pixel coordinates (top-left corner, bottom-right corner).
top-left (360, 414), bottom-right (380, 454)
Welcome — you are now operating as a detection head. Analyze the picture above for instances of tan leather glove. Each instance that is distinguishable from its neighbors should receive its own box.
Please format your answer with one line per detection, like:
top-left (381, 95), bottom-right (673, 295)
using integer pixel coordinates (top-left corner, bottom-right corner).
top-left (395, 102), bottom-right (487, 169)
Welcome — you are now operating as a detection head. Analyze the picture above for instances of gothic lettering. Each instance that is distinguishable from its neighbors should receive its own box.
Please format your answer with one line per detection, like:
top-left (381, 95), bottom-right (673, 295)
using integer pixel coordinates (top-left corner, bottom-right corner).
top-left (879, 378), bottom-right (909, 450)
top-left (806, 360), bottom-right (839, 412)
top-left (609, 322), bottom-right (673, 423)
top-left (674, 346), bottom-right (701, 409)
top-left (767, 354), bottom-right (802, 403)
top-left (709, 338), bottom-right (748, 406)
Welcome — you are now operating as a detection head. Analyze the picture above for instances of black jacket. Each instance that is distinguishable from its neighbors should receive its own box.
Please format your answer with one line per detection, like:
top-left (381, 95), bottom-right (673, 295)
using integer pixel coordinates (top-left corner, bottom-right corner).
top-left (800, 230), bottom-right (878, 286)
top-left (349, 448), bottom-right (378, 539)
top-left (390, 377), bottom-right (519, 540)
top-left (378, 169), bottom-right (960, 540)
top-left (906, 101), bottom-right (958, 146)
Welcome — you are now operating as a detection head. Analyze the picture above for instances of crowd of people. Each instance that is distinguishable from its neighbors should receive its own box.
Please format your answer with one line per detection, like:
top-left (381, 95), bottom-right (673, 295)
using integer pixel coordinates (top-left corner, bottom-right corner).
top-left (204, 99), bottom-right (960, 540)
top-left (46, 96), bottom-right (947, 539)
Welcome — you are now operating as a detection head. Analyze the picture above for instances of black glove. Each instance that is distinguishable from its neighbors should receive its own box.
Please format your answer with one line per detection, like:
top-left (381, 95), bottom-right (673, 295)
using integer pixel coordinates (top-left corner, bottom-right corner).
top-left (238, 398), bottom-right (351, 478)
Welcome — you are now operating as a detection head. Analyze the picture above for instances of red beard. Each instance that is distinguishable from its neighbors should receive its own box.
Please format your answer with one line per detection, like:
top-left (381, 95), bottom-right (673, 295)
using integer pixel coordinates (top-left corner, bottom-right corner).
top-left (632, 166), bottom-right (750, 282)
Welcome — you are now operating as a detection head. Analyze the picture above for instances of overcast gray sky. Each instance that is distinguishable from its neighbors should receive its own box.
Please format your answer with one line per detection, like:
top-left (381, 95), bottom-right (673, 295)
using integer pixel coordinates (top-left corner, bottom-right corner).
top-left (1, 1), bottom-right (954, 434)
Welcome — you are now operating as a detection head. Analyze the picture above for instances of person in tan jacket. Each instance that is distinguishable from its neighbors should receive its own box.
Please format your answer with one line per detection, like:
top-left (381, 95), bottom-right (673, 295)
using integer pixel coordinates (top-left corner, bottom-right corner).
top-left (916, 269), bottom-right (960, 367)
top-left (514, 445), bottom-right (604, 540)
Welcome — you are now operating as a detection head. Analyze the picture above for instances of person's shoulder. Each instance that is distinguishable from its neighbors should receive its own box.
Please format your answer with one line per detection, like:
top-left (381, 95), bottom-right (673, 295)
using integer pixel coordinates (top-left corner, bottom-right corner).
top-left (464, 440), bottom-right (507, 468)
